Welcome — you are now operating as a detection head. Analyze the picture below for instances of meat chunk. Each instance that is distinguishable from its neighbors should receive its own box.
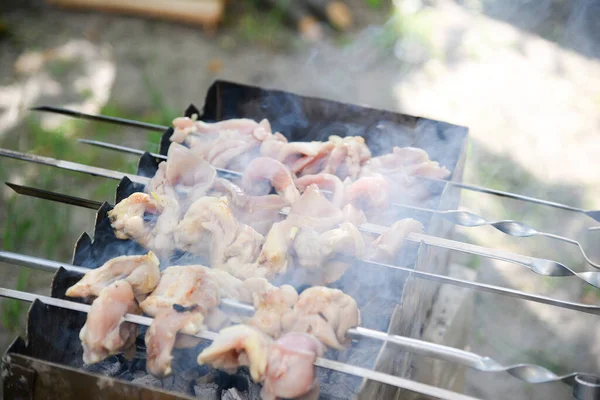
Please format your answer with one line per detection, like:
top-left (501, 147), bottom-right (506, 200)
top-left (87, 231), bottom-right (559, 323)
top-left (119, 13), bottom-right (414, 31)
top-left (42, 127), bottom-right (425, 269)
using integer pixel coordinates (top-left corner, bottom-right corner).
top-left (255, 220), bottom-right (298, 278)
top-left (108, 192), bottom-right (180, 258)
top-left (197, 325), bottom-right (272, 381)
top-left (320, 135), bottom-right (371, 180)
top-left (282, 287), bottom-right (360, 349)
top-left (239, 278), bottom-right (298, 338)
top-left (171, 117), bottom-right (271, 171)
top-left (108, 193), bottom-right (161, 246)
top-left (140, 265), bottom-right (222, 377)
top-left (174, 196), bottom-right (265, 279)
top-left (262, 333), bottom-right (323, 400)
top-left (213, 178), bottom-right (286, 235)
top-left (286, 184), bottom-right (344, 232)
top-left (242, 157), bottom-right (300, 204)
top-left (370, 218), bottom-right (424, 263)
top-left (173, 196), bottom-right (237, 259)
top-left (198, 325), bottom-right (323, 400)
top-left (344, 174), bottom-right (390, 210)
top-left (295, 173), bottom-right (345, 208)
top-left (66, 252), bottom-right (160, 302)
top-left (147, 142), bottom-right (216, 206)
top-left (79, 280), bottom-right (138, 364)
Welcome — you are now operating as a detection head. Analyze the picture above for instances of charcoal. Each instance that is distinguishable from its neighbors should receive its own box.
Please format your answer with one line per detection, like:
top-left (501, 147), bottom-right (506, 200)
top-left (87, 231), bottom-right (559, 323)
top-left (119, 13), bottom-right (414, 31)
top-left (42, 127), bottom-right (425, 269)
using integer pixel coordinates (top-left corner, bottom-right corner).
top-left (194, 383), bottom-right (220, 400)
top-left (82, 355), bottom-right (126, 377)
top-left (222, 387), bottom-right (247, 400)
top-left (131, 374), bottom-right (165, 388)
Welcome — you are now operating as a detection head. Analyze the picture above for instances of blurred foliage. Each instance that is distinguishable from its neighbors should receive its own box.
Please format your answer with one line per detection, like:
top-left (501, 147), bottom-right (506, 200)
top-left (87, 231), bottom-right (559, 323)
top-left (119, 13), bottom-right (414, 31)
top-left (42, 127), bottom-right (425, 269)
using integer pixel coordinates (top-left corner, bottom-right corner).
top-left (0, 104), bottom-right (160, 331)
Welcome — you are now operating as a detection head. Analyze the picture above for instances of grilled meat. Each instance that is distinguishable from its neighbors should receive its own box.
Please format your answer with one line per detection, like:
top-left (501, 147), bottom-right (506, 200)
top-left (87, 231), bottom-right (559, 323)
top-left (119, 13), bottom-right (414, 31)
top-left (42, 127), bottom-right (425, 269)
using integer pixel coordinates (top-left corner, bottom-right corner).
top-left (242, 157), bottom-right (300, 204)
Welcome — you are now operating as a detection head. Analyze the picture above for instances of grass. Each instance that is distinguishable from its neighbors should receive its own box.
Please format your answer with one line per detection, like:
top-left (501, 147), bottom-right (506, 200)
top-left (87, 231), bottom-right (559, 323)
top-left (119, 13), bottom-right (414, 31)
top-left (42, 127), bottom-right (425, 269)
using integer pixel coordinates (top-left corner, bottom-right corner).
top-left (0, 101), bottom-right (162, 332)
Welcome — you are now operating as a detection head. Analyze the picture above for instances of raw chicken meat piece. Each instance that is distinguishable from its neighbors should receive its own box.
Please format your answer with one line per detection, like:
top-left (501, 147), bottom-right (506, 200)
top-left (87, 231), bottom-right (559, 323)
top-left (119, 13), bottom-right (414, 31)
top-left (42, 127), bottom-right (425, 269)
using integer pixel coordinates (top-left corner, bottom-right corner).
top-left (217, 223), bottom-right (266, 280)
top-left (321, 135), bottom-right (371, 180)
top-left (370, 218), bottom-right (424, 263)
top-left (262, 332), bottom-right (323, 400)
top-left (79, 280), bottom-right (138, 364)
top-left (255, 220), bottom-right (298, 278)
top-left (341, 204), bottom-right (367, 226)
top-left (344, 174), bottom-right (390, 210)
top-left (361, 146), bottom-right (450, 181)
top-left (108, 193), bottom-right (161, 246)
top-left (108, 192), bottom-right (181, 258)
top-left (239, 278), bottom-right (298, 338)
top-left (213, 178), bottom-right (286, 235)
top-left (197, 325), bottom-right (272, 381)
top-left (173, 196), bottom-right (237, 259)
top-left (242, 157), bottom-right (300, 204)
top-left (286, 141), bottom-right (335, 176)
top-left (282, 287), bottom-right (360, 349)
top-left (295, 173), bottom-right (345, 208)
top-left (147, 142), bottom-right (216, 206)
top-left (66, 252), bottom-right (160, 301)
top-left (198, 325), bottom-right (323, 400)
top-left (173, 196), bottom-right (265, 279)
top-left (293, 222), bottom-right (365, 284)
top-left (140, 265), bottom-right (222, 376)
top-left (286, 184), bottom-right (344, 232)
top-left (171, 117), bottom-right (272, 171)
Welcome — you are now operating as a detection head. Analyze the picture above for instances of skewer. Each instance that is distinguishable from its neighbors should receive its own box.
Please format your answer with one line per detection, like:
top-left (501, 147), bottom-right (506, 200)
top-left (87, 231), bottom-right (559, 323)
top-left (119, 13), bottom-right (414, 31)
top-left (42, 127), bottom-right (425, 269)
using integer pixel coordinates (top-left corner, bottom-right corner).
top-left (31, 106), bottom-right (600, 223)
top-left (77, 139), bottom-right (600, 269)
top-left (4, 149), bottom-right (600, 289)
top-left (3, 175), bottom-right (600, 313)
top-left (2, 250), bottom-right (599, 391)
top-left (0, 287), bottom-right (476, 400)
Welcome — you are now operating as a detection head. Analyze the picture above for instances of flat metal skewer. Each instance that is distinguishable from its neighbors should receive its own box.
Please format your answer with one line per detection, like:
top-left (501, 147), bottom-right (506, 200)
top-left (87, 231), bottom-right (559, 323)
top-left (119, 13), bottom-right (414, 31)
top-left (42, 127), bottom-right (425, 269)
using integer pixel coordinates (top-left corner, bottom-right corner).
top-left (78, 139), bottom-right (600, 270)
top-left (32, 105), bottom-right (600, 223)
top-left (2, 250), bottom-right (598, 392)
top-left (5, 166), bottom-right (600, 290)
top-left (0, 286), bottom-right (476, 400)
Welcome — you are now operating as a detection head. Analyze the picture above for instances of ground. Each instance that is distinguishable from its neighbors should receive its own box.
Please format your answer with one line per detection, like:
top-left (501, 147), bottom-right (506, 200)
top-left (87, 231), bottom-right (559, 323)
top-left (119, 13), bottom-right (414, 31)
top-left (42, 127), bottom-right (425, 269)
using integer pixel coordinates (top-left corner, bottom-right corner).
top-left (0, 1), bottom-right (599, 399)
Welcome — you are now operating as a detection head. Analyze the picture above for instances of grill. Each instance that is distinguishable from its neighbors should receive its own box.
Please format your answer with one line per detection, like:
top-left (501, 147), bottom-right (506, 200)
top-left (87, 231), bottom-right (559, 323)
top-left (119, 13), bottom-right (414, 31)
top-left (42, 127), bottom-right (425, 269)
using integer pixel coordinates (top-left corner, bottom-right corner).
top-left (0, 80), bottom-right (598, 400)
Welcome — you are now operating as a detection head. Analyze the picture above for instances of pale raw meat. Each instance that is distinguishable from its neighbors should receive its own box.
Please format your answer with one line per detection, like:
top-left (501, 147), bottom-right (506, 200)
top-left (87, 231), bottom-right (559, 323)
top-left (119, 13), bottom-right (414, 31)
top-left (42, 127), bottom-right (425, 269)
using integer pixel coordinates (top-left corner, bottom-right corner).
top-left (370, 218), bottom-right (424, 263)
top-left (321, 135), bottom-right (371, 180)
top-left (197, 325), bottom-right (323, 400)
top-left (171, 117), bottom-right (273, 171)
top-left (213, 178), bottom-right (286, 235)
top-left (79, 280), bottom-right (138, 364)
top-left (295, 173), bottom-right (345, 208)
top-left (242, 157), bottom-right (300, 204)
top-left (140, 265), bottom-right (222, 377)
top-left (173, 196), bottom-right (237, 259)
top-left (262, 333), bottom-right (323, 400)
top-left (147, 142), bottom-right (216, 205)
top-left (108, 192), bottom-right (181, 258)
top-left (217, 223), bottom-right (265, 280)
top-left (197, 325), bottom-right (272, 381)
top-left (361, 146), bottom-right (450, 181)
top-left (66, 252), bottom-right (160, 301)
top-left (293, 222), bottom-right (365, 269)
top-left (255, 220), bottom-right (297, 278)
top-left (286, 184), bottom-right (344, 232)
top-left (108, 193), bottom-right (161, 246)
top-left (239, 278), bottom-right (298, 338)
top-left (344, 174), bottom-right (390, 210)
top-left (281, 287), bottom-right (360, 349)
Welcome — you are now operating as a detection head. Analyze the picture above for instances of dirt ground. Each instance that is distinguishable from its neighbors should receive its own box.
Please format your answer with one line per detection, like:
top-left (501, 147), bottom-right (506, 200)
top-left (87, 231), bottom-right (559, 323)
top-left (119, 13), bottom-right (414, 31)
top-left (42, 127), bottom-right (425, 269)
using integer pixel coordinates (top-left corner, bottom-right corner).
top-left (0, 1), bottom-right (599, 399)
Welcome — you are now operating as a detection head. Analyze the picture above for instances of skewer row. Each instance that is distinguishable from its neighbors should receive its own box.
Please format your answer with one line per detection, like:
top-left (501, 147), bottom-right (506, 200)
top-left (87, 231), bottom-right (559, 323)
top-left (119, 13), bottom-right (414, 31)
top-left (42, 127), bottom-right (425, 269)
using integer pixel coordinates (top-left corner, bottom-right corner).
top-left (1, 249), bottom-right (598, 392)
